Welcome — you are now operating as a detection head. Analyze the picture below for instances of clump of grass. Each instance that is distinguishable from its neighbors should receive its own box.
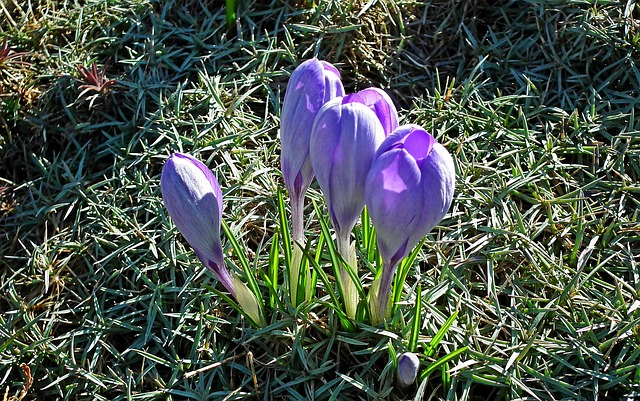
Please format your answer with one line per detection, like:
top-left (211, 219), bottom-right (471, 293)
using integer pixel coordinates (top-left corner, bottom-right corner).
top-left (0, 0), bottom-right (639, 400)
top-left (0, 38), bottom-right (28, 67)
top-left (0, 37), bottom-right (36, 131)
top-left (75, 62), bottom-right (117, 107)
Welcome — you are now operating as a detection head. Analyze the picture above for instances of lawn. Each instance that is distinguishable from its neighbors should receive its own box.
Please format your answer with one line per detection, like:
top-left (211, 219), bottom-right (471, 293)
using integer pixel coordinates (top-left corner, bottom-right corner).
top-left (1, 1), bottom-right (639, 400)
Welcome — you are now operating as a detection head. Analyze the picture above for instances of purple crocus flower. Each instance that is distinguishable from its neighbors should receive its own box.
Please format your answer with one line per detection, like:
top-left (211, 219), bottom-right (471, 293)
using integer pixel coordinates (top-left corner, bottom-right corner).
top-left (280, 59), bottom-right (344, 307)
top-left (310, 93), bottom-right (388, 317)
top-left (160, 153), bottom-right (235, 297)
top-left (310, 95), bottom-right (386, 245)
top-left (280, 58), bottom-right (344, 218)
top-left (397, 352), bottom-right (420, 387)
top-left (365, 125), bottom-right (455, 323)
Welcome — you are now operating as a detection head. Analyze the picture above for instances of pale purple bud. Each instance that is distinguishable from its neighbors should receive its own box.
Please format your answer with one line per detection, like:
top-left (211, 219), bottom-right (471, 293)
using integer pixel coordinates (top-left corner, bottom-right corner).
top-left (160, 153), bottom-right (235, 297)
top-left (310, 95), bottom-right (385, 239)
top-left (355, 88), bottom-right (399, 136)
top-left (280, 58), bottom-right (344, 200)
top-left (365, 125), bottom-right (455, 267)
top-left (397, 352), bottom-right (420, 387)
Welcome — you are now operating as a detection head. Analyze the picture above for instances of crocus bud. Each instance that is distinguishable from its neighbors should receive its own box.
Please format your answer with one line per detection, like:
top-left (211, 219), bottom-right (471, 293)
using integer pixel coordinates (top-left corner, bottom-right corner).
top-left (310, 95), bottom-right (386, 239)
top-left (310, 94), bottom-right (387, 318)
top-left (355, 88), bottom-right (398, 136)
top-left (365, 125), bottom-right (455, 268)
top-left (397, 352), bottom-right (420, 387)
top-left (161, 153), bottom-right (235, 297)
top-left (280, 58), bottom-right (344, 201)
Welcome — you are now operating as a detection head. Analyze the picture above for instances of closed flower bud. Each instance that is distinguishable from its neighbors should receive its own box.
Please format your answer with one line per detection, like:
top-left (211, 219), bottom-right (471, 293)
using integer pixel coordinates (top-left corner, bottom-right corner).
top-left (280, 58), bottom-right (344, 200)
top-left (310, 93), bottom-right (387, 318)
top-left (365, 125), bottom-right (455, 267)
top-left (397, 352), bottom-right (420, 387)
top-left (310, 94), bottom-right (386, 239)
top-left (161, 153), bottom-right (234, 297)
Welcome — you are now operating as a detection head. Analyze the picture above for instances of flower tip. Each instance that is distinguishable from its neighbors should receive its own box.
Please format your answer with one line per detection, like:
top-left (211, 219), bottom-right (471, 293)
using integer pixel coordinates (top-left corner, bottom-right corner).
top-left (319, 59), bottom-right (340, 76)
top-left (354, 87), bottom-right (399, 135)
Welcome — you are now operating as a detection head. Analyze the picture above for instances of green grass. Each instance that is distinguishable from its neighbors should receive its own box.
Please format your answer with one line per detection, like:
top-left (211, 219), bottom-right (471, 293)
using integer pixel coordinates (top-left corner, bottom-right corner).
top-left (1, 0), bottom-right (639, 400)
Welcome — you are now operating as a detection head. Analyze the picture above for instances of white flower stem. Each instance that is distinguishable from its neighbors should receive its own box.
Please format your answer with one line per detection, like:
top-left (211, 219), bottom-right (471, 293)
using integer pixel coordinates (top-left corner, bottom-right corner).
top-left (370, 259), bottom-right (399, 325)
top-left (289, 193), bottom-right (306, 306)
top-left (290, 193), bottom-right (304, 245)
top-left (337, 230), bottom-right (358, 319)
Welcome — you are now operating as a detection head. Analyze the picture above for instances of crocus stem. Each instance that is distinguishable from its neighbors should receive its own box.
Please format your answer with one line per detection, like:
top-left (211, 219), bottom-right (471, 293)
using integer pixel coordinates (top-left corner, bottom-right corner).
top-left (370, 259), bottom-right (399, 325)
top-left (289, 193), bottom-right (306, 306)
top-left (290, 192), bottom-right (304, 245)
top-left (337, 231), bottom-right (358, 319)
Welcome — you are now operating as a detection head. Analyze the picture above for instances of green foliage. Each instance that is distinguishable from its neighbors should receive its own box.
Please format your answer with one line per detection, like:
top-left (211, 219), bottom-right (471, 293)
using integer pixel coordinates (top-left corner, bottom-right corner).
top-left (225, 0), bottom-right (237, 28)
top-left (1, 0), bottom-right (639, 400)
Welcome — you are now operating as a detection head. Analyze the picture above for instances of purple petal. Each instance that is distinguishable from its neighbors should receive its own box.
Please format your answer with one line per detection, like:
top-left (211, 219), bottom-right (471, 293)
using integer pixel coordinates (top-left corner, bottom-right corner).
top-left (311, 99), bottom-right (385, 237)
top-left (161, 153), bottom-right (234, 296)
top-left (376, 124), bottom-right (429, 157)
top-left (172, 153), bottom-right (223, 222)
top-left (397, 352), bottom-right (420, 386)
top-left (319, 61), bottom-right (344, 102)
top-left (309, 98), bottom-right (343, 197)
top-left (365, 148), bottom-right (423, 266)
top-left (366, 125), bottom-right (454, 265)
top-left (415, 142), bottom-right (456, 237)
top-left (280, 59), bottom-right (344, 199)
top-left (355, 88), bottom-right (399, 136)
top-left (401, 127), bottom-right (435, 168)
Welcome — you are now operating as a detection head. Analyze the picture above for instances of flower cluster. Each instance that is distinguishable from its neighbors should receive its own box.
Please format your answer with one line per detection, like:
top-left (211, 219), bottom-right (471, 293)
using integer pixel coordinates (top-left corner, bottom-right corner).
top-left (159, 58), bottom-right (455, 328)
top-left (281, 59), bottom-right (455, 324)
